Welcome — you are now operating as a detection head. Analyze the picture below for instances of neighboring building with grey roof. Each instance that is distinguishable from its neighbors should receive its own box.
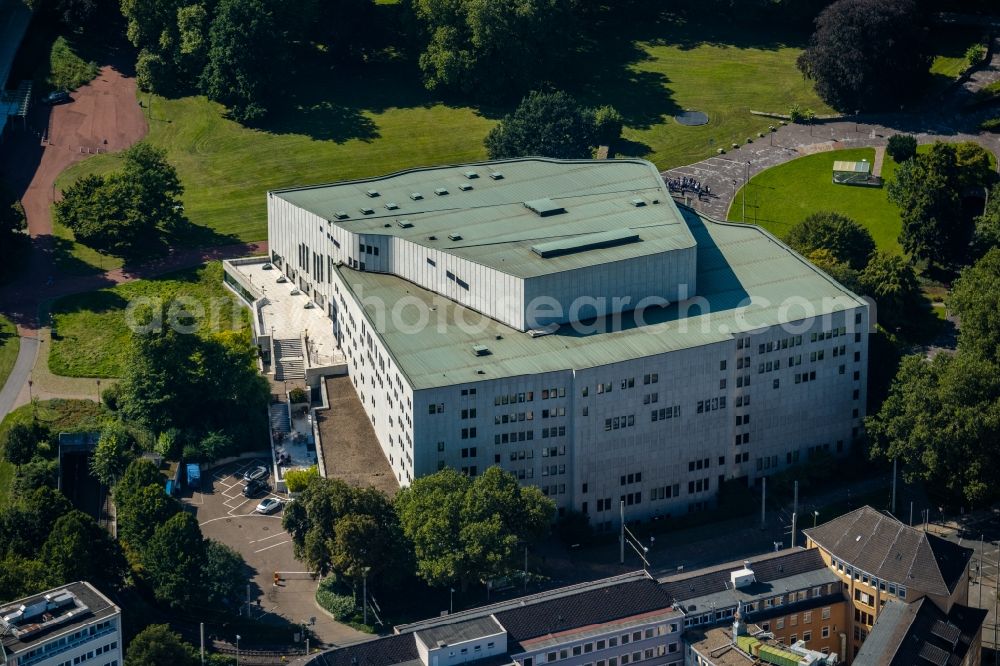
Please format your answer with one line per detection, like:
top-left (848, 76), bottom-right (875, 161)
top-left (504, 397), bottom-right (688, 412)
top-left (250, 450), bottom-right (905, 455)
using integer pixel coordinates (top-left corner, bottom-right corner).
top-left (225, 158), bottom-right (869, 520)
top-left (0, 581), bottom-right (122, 666)
top-left (853, 598), bottom-right (986, 666)
top-left (803, 506), bottom-right (976, 662)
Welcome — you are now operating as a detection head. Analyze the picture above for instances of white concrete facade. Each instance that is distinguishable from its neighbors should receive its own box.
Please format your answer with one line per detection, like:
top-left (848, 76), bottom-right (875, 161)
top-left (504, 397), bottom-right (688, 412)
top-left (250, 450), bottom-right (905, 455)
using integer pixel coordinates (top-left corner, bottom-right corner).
top-left (255, 159), bottom-right (870, 525)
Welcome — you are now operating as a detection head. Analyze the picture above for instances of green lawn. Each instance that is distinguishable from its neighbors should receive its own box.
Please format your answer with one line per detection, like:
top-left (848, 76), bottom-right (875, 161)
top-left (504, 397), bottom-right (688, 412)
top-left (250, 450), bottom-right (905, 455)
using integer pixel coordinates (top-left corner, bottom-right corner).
top-left (727, 147), bottom-right (905, 253)
top-left (48, 262), bottom-right (248, 378)
top-left (928, 27), bottom-right (984, 95)
top-left (0, 399), bottom-right (106, 506)
top-left (0, 315), bottom-right (19, 395)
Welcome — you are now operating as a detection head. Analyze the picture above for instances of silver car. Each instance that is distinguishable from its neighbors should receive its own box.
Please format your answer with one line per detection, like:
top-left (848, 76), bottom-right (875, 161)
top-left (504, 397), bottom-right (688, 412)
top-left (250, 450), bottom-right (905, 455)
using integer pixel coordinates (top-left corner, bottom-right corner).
top-left (243, 465), bottom-right (268, 482)
top-left (255, 498), bottom-right (282, 514)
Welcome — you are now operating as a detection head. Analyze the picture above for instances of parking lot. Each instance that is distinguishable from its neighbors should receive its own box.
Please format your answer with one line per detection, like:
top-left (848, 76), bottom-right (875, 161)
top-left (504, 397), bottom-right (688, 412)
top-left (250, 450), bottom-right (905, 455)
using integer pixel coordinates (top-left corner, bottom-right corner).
top-left (185, 457), bottom-right (367, 646)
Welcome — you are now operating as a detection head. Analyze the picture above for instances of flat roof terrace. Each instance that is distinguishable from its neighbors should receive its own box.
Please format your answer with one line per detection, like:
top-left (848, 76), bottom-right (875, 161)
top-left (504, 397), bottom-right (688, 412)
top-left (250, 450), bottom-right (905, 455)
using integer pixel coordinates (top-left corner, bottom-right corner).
top-left (337, 209), bottom-right (867, 390)
top-left (272, 158), bottom-right (695, 279)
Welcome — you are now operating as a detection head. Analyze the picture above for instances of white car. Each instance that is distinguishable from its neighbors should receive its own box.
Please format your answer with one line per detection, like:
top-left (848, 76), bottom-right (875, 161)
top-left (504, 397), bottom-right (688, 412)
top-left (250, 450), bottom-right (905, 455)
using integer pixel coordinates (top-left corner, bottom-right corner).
top-left (255, 498), bottom-right (282, 514)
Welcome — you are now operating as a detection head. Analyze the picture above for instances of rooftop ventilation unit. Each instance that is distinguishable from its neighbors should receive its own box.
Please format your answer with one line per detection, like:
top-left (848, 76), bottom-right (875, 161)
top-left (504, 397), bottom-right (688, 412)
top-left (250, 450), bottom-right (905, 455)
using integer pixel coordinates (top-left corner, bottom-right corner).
top-left (631, 198), bottom-right (646, 207)
top-left (385, 202), bottom-right (399, 210)
top-left (531, 228), bottom-right (640, 258)
top-left (489, 171), bottom-right (504, 180)
top-left (435, 187), bottom-right (448, 196)
top-left (472, 345), bottom-right (491, 356)
top-left (397, 220), bottom-right (413, 229)
top-left (730, 565), bottom-right (756, 589)
top-left (465, 171), bottom-right (479, 179)
top-left (524, 198), bottom-right (566, 217)
top-left (334, 210), bottom-right (349, 219)
top-left (458, 183), bottom-right (473, 191)
top-left (527, 323), bottom-right (559, 338)
top-left (360, 207), bottom-right (374, 215)
top-left (428, 235), bottom-right (438, 241)
top-left (366, 189), bottom-right (379, 197)
top-left (448, 233), bottom-right (463, 241)
top-left (410, 192), bottom-right (423, 200)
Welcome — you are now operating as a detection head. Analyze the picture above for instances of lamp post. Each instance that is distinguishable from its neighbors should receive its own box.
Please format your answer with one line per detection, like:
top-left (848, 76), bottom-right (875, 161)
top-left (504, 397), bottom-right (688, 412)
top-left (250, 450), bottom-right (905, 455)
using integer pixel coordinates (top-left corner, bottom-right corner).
top-left (449, 587), bottom-right (455, 615)
top-left (813, 511), bottom-right (820, 528)
top-left (235, 634), bottom-right (241, 666)
top-left (363, 566), bottom-right (371, 626)
top-left (96, 379), bottom-right (101, 405)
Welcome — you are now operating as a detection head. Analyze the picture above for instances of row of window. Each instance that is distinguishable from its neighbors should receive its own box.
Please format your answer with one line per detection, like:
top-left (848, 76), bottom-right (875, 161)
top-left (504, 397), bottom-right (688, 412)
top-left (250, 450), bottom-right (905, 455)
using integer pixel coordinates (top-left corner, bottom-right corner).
top-left (650, 406), bottom-right (681, 422)
top-left (696, 396), bottom-right (726, 413)
top-left (604, 415), bottom-right (636, 431)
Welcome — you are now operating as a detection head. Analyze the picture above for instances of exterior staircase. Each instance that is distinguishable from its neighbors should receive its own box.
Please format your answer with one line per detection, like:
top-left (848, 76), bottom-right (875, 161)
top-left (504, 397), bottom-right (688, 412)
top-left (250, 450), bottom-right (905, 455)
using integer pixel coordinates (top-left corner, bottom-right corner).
top-left (269, 403), bottom-right (290, 435)
top-left (273, 338), bottom-right (305, 380)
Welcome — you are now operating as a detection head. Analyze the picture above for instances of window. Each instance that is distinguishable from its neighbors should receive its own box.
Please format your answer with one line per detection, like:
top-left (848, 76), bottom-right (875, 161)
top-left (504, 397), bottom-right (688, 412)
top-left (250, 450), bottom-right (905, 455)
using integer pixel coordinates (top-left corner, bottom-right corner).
top-left (822, 626), bottom-right (830, 638)
top-left (803, 631), bottom-right (812, 642)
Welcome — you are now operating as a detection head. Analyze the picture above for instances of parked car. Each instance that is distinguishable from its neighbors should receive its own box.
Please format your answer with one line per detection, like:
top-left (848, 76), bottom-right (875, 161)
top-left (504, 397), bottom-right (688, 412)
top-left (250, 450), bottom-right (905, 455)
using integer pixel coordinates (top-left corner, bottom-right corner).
top-left (255, 498), bottom-right (282, 514)
top-left (44, 90), bottom-right (71, 105)
top-left (243, 479), bottom-right (268, 498)
top-left (243, 465), bottom-right (268, 482)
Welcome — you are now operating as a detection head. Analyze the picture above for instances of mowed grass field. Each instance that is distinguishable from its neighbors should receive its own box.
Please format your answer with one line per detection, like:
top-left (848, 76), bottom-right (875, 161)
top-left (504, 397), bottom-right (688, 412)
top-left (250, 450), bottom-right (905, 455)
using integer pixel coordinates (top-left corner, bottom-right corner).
top-left (0, 315), bottom-right (20, 394)
top-left (48, 262), bottom-right (247, 378)
top-left (727, 147), bottom-right (905, 254)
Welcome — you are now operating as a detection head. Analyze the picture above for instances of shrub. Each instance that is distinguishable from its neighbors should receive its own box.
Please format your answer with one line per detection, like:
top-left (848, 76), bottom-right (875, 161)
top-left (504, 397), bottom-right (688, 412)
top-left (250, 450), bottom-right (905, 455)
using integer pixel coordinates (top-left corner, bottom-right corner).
top-left (789, 105), bottom-right (815, 123)
top-left (288, 387), bottom-right (308, 404)
top-left (182, 443), bottom-right (203, 462)
top-left (199, 431), bottom-right (234, 461)
top-left (284, 465), bottom-right (319, 493)
top-left (155, 428), bottom-right (184, 459)
top-left (592, 105), bottom-right (624, 145)
top-left (101, 384), bottom-right (121, 411)
top-left (886, 134), bottom-right (917, 162)
top-left (316, 576), bottom-right (357, 619)
top-left (966, 43), bottom-right (988, 70)
top-left (981, 118), bottom-right (1000, 133)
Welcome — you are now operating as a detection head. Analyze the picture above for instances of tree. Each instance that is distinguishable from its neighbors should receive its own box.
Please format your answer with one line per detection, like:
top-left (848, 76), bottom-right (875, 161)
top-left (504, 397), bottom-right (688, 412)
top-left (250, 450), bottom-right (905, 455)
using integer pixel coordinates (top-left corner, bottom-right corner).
top-left (119, 143), bottom-right (185, 232)
top-left (0, 487), bottom-right (73, 557)
top-left (396, 466), bottom-right (555, 590)
top-left (331, 489), bottom-right (410, 587)
top-left (806, 249), bottom-right (861, 294)
top-left (200, 0), bottom-right (282, 121)
top-left (592, 105), bottom-right (624, 145)
top-left (886, 134), bottom-right (917, 162)
top-left (125, 624), bottom-right (197, 666)
top-left (411, 0), bottom-right (576, 100)
top-left (485, 91), bottom-right (597, 160)
top-left (949, 248), bottom-right (1000, 363)
top-left (90, 421), bottom-right (138, 486)
top-left (859, 251), bottom-right (922, 332)
top-left (784, 211), bottom-right (875, 269)
top-left (142, 512), bottom-right (206, 607)
top-left (973, 182), bottom-right (1000, 256)
top-left (202, 540), bottom-right (246, 606)
top-left (954, 141), bottom-right (995, 191)
top-left (3, 422), bottom-right (40, 469)
top-left (0, 554), bottom-right (52, 602)
top-left (115, 482), bottom-right (182, 548)
top-left (796, 0), bottom-right (931, 111)
top-left (866, 352), bottom-right (1000, 503)
top-left (41, 510), bottom-right (125, 589)
top-left (888, 142), bottom-right (970, 267)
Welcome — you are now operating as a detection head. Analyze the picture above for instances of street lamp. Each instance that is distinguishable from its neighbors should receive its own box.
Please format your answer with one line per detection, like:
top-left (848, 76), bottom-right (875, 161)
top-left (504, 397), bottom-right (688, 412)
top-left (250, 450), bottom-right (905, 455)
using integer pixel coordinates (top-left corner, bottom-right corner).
top-left (363, 566), bottom-right (371, 626)
top-left (235, 634), bottom-right (241, 666)
top-left (449, 587), bottom-right (455, 615)
top-left (813, 511), bottom-right (820, 528)
top-left (96, 379), bottom-right (101, 405)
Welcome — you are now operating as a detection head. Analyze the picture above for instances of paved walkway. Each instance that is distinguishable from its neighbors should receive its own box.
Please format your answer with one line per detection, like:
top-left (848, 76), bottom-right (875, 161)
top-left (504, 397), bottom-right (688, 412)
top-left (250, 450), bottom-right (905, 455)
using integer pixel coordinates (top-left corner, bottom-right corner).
top-left (663, 36), bottom-right (1000, 220)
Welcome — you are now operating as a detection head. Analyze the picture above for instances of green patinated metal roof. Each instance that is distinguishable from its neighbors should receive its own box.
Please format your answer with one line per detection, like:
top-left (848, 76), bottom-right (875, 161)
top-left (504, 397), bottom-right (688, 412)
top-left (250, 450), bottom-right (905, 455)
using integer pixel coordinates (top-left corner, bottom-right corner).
top-left (337, 207), bottom-right (868, 390)
top-left (273, 158), bottom-right (694, 279)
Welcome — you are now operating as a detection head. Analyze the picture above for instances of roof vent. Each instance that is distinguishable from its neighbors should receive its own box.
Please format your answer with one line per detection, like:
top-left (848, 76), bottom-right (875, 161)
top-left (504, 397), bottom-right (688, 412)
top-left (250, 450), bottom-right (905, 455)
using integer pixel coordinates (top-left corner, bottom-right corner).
top-left (334, 210), bottom-right (349, 219)
top-left (435, 187), bottom-right (448, 196)
top-left (527, 323), bottom-right (559, 338)
top-left (465, 171), bottom-right (479, 179)
top-left (410, 192), bottom-right (423, 200)
top-left (428, 235), bottom-right (438, 241)
top-left (366, 189), bottom-right (379, 197)
top-left (631, 198), bottom-right (646, 207)
top-left (448, 233), bottom-right (463, 241)
top-left (397, 220), bottom-right (413, 229)
top-left (360, 207), bottom-right (374, 215)
top-left (472, 345), bottom-right (491, 356)
top-left (458, 183), bottom-right (473, 191)
top-left (524, 198), bottom-right (565, 217)
top-left (383, 223), bottom-right (391, 228)
top-left (385, 202), bottom-right (399, 210)
top-left (731, 566), bottom-right (756, 589)
top-left (489, 171), bottom-right (504, 180)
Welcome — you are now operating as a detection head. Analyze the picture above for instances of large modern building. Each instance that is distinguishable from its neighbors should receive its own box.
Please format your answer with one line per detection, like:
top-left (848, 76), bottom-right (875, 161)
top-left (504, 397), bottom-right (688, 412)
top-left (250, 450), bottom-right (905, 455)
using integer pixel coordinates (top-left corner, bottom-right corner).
top-left (0, 582), bottom-right (122, 666)
top-left (225, 158), bottom-right (869, 521)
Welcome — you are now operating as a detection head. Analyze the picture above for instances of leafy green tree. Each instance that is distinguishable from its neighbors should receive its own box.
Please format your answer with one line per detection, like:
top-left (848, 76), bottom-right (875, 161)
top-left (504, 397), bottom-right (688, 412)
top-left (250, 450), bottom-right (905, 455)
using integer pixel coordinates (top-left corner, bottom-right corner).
top-left (120, 142), bottom-right (185, 231)
top-left (116, 482), bottom-right (182, 548)
top-left (886, 134), bottom-right (917, 162)
top-left (396, 466), bottom-right (555, 590)
top-left (411, 0), bottom-right (576, 100)
top-left (949, 248), bottom-right (1000, 362)
top-left (125, 624), bottom-right (197, 666)
top-left (973, 182), bottom-right (1000, 255)
top-left (866, 352), bottom-right (1000, 503)
top-left (888, 142), bottom-right (971, 267)
top-left (142, 512), bottom-right (206, 607)
top-left (90, 421), bottom-right (138, 486)
top-left (331, 489), bottom-right (410, 587)
top-left (485, 91), bottom-right (597, 160)
top-left (282, 477), bottom-right (360, 574)
top-left (10, 459), bottom-right (59, 495)
top-left (3, 422), bottom-right (40, 469)
top-left (806, 249), bottom-right (862, 293)
top-left (0, 554), bottom-right (52, 602)
top-left (784, 212), bottom-right (875, 270)
top-left (202, 540), bottom-right (246, 606)
top-left (41, 510), bottom-right (125, 588)
top-left (796, 0), bottom-right (931, 111)
top-left (592, 105), bottom-right (624, 145)
top-left (859, 251), bottom-right (922, 332)
top-left (0, 487), bottom-right (73, 557)
top-left (200, 0), bottom-right (282, 121)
